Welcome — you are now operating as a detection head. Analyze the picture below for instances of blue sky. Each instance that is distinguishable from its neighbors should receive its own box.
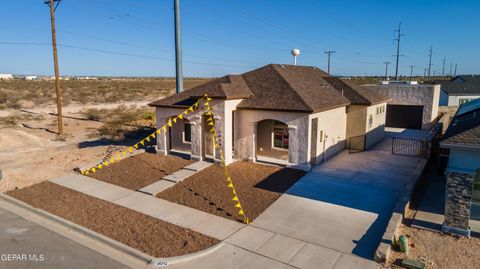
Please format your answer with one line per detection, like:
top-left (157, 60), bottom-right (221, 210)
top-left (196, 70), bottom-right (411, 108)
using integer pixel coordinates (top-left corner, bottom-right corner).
top-left (1, 0), bottom-right (479, 77)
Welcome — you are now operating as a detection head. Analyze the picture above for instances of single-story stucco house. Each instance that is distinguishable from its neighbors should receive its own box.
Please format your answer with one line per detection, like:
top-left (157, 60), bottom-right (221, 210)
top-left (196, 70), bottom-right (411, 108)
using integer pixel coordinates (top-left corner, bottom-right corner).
top-left (149, 64), bottom-right (389, 171)
top-left (436, 75), bottom-right (480, 106)
top-left (368, 83), bottom-right (440, 130)
top-left (440, 98), bottom-right (480, 236)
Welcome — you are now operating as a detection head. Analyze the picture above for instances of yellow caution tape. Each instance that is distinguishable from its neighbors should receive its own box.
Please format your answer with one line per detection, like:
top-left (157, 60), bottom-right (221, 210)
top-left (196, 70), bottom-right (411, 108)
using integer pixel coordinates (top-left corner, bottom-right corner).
top-left (80, 96), bottom-right (206, 175)
top-left (203, 100), bottom-right (250, 224)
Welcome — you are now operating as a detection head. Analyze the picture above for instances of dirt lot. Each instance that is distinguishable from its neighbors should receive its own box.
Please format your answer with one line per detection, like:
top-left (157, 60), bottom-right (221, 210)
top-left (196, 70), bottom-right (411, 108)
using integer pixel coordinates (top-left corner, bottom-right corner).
top-left (388, 225), bottom-right (480, 269)
top-left (157, 161), bottom-right (306, 222)
top-left (7, 182), bottom-right (219, 257)
top-left (89, 153), bottom-right (193, 190)
top-left (0, 78), bottom-right (202, 192)
top-left (0, 78), bottom-right (208, 109)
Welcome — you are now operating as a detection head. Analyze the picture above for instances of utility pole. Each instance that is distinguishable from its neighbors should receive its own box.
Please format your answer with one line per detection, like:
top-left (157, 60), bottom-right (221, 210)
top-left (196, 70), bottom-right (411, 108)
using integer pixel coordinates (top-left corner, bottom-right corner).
top-left (45, 0), bottom-right (63, 137)
top-left (409, 65), bottom-right (415, 80)
top-left (423, 68), bottom-right (428, 78)
top-left (449, 62), bottom-right (453, 77)
top-left (427, 46), bottom-right (433, 79)
top-left (454, 63), bottom-right (458, 77)
top-left (393, 22), bottom-right (404, 81)
top-left (383, 61), bottom-right (391, 80)
top-left (324, 50), bottom-right (336, 74)
top-left (174, 0), bottom-right (184, 93)
top-left (442, 56), bottom-right (446, 77)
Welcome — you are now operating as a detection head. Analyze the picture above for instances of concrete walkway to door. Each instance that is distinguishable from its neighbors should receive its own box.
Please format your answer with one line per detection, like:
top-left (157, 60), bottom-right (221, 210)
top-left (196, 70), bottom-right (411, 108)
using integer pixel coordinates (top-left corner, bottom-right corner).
top-left (251, 138), bottom-right (426, 260)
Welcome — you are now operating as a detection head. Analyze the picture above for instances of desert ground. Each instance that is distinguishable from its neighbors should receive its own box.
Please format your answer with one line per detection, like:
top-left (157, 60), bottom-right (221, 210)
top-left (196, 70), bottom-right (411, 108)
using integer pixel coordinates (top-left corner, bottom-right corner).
top-left (0, 78), bottom-right (208, 192)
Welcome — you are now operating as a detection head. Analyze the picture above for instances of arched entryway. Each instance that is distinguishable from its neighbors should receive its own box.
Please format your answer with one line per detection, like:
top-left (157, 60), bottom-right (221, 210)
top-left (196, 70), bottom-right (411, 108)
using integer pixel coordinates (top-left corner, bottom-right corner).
top-left (168, 116), bottom-right (192, 154)
top-left (255, 119), bottom-right (289, 164)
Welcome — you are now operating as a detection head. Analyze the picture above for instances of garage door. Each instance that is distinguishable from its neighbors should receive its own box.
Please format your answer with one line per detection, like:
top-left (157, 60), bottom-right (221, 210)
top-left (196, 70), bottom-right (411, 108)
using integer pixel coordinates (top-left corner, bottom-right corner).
top-left (386, 105), bottom-right (423, 129)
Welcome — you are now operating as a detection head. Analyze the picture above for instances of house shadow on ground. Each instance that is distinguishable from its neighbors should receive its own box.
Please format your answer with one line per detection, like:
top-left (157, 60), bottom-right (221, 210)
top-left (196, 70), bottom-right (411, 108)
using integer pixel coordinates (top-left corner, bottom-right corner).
top-left (77, 127), bottom-right (156, 149)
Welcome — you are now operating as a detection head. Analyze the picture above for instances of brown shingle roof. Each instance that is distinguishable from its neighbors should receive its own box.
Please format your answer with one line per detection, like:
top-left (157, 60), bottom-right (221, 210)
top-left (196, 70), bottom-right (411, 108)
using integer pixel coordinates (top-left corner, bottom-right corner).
top-left (148, 75), bottom-right (252, 108)
top-left (443, 125), bottom-right (480, 148)
top-left (149, 64), bottom-right (389, 112)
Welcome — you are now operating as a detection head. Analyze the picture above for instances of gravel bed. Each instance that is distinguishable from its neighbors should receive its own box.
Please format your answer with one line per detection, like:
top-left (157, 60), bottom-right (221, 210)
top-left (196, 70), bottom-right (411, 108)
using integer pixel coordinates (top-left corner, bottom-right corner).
top-left (157, 161), bottom-right (306, 222)
top-left (88, 153), bottom-right (193, 190)
top-left (7, 182), bottom-right (219, 258)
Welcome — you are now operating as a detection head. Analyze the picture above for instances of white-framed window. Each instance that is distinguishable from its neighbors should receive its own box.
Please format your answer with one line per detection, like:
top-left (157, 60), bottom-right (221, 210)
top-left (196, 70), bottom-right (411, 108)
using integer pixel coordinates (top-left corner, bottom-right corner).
top-left (183, 123), bottom-right (191, 143)
top-left (272, 122), bottom-right (289, 150)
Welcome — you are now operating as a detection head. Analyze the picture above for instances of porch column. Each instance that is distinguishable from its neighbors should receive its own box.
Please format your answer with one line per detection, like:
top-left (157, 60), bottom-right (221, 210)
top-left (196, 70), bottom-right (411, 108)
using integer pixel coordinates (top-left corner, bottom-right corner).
top-left (288, 123), bottom-right (311, 171)
top-left (251, 122), bottom-right (257, 163)
top-left (213, 115), bottom-right (223, 164)
top-left (190, 116), bottom-right (203, 161)
top-left (156, 117), bottom-right (169, 155)
top-left (442, 171), bottom-right (475, 237)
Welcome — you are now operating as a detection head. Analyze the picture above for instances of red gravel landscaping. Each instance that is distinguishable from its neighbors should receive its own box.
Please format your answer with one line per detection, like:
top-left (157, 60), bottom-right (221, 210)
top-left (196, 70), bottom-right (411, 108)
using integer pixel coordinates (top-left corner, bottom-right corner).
top-left (88, 153), bottom-right (193, 190)
top-left (7, 182), bottom-right (219, 258)
top-left (157, 161), bottom-right (306, 222)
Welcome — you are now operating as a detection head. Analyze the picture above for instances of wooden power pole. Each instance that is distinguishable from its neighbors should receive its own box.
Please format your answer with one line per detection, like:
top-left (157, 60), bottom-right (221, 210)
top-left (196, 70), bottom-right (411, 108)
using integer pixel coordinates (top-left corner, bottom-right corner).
top-left (46, 0), bottom-right (64, 136)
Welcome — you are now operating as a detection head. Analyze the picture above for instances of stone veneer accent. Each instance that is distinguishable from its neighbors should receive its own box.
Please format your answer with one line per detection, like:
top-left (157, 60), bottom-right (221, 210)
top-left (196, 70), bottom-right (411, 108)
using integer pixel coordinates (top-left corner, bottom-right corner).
top-left (442, 171), bottom-right (475, 237)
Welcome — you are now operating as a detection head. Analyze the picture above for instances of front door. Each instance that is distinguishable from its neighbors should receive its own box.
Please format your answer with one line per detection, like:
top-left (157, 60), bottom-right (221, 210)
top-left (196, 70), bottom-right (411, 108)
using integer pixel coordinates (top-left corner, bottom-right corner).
top-left (203, 115), bottom-right (215, 158)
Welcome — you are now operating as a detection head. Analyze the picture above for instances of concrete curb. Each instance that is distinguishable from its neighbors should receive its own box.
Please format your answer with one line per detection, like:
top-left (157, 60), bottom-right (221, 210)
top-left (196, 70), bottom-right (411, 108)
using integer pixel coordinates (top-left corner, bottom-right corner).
top-left (373, 159), bottom-right (428, 263)
top-left (0, 193), bottom-right (153, 263)
top-left (0, 193), bottom-right (225, 267)
top-left (151, 242), bottom-right (225, 266)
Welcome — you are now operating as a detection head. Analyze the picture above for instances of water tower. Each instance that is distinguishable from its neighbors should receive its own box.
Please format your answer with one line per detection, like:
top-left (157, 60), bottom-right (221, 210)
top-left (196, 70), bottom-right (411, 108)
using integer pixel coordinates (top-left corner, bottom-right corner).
top-left (291, 49), bottom-right (300, 65)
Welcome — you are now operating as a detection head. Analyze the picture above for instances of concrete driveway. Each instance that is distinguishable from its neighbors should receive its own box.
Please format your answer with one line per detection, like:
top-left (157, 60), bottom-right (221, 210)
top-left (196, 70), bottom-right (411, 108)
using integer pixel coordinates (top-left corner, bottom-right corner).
top-left (252, 138), bottom-right (425, 259)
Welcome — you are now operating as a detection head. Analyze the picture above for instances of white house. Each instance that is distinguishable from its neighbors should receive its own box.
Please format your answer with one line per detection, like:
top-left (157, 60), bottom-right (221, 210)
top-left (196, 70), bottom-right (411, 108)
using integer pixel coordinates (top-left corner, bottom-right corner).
top-left (437, 75), bottom-right (480, 106)
top-left (0, 73), bottom-right (14, 80)
top-left (149, 64), bottom-right (389, 171)
top-left (440, 98), bottom-right (480, 237)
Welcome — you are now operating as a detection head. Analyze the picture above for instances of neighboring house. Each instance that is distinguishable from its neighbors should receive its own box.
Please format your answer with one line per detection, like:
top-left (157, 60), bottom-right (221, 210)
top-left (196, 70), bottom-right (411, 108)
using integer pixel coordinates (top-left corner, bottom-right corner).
top-left (437, 75), bottom-right (480, 106)
top-left (440, 98), bottom-right (480, 237)
top-left (149, 64), bottom-right (389, 171)
top-left (368, 83), bottom-right (440, 130)
top-left (24, 75), bottom-right (38, 81)
top-left (0, 73), bottom-right (14, 80)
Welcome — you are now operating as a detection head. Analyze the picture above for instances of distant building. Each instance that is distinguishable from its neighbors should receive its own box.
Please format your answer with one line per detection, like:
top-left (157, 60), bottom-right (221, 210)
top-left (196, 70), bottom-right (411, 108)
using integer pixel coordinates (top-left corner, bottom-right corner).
top-left (0, 73), bottom-right (14, 80)
top-left (436, 75), bottom-right (480, 106)
top-left (368, 83), bottom-right (441, 130)
top-left (24, 75), bottom-right (38, 81)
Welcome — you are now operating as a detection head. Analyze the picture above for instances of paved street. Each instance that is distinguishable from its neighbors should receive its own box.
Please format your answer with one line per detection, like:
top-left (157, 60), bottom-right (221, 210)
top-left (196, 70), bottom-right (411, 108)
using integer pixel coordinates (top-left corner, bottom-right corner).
top-left (0, 207), bottom-right (131, 269)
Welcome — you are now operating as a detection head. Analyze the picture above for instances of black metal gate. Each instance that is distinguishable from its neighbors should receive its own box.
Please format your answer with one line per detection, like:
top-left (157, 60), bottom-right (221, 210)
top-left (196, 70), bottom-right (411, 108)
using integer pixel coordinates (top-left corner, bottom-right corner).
top-left (349, 135), bottom-right (366, 154)
top-left (392, 137), bottom-right (429, 158)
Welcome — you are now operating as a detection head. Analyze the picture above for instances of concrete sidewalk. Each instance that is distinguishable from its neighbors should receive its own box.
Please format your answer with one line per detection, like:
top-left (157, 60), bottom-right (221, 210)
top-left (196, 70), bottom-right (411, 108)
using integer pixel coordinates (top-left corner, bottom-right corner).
top-left (50, 175), bottom-right (244, 241)
top-left (251, 138), bottom-right (425, 261)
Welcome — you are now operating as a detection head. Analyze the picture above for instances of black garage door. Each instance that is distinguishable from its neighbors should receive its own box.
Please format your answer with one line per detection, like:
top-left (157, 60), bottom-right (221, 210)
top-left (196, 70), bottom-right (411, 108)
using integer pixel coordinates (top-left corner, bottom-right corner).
top-left (386, 105), bottom-right (423, 129)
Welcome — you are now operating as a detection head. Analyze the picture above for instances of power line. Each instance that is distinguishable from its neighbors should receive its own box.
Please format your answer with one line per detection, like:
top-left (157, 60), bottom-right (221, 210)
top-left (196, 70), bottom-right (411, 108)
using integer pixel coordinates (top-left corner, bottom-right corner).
top-left (174, 0), bottom-right (184, 93)
top-left (409, 65), bottom-right (415, 79)
top-left (427, 46), bottom-right (434, 78)
top-left (393, 22), bottom-right (404, 81)
top-left (0, 42), bottom-right (258, 68)
top-left (324, 50), bottom-right (336, 74)
top-left (383, 61), bottom-right (391, 80)
top-left (45, 0), bottom-right (64, 137)
top-left (442, 56), bottom-right (446, 76)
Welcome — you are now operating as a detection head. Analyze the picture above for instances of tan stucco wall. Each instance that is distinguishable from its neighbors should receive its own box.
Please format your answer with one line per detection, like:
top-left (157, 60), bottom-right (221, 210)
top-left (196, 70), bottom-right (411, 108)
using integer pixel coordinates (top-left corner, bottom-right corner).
top-left (346, 105), bottom-right (367, 139)
top-left (308, 106), bottom-right (347, 164)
